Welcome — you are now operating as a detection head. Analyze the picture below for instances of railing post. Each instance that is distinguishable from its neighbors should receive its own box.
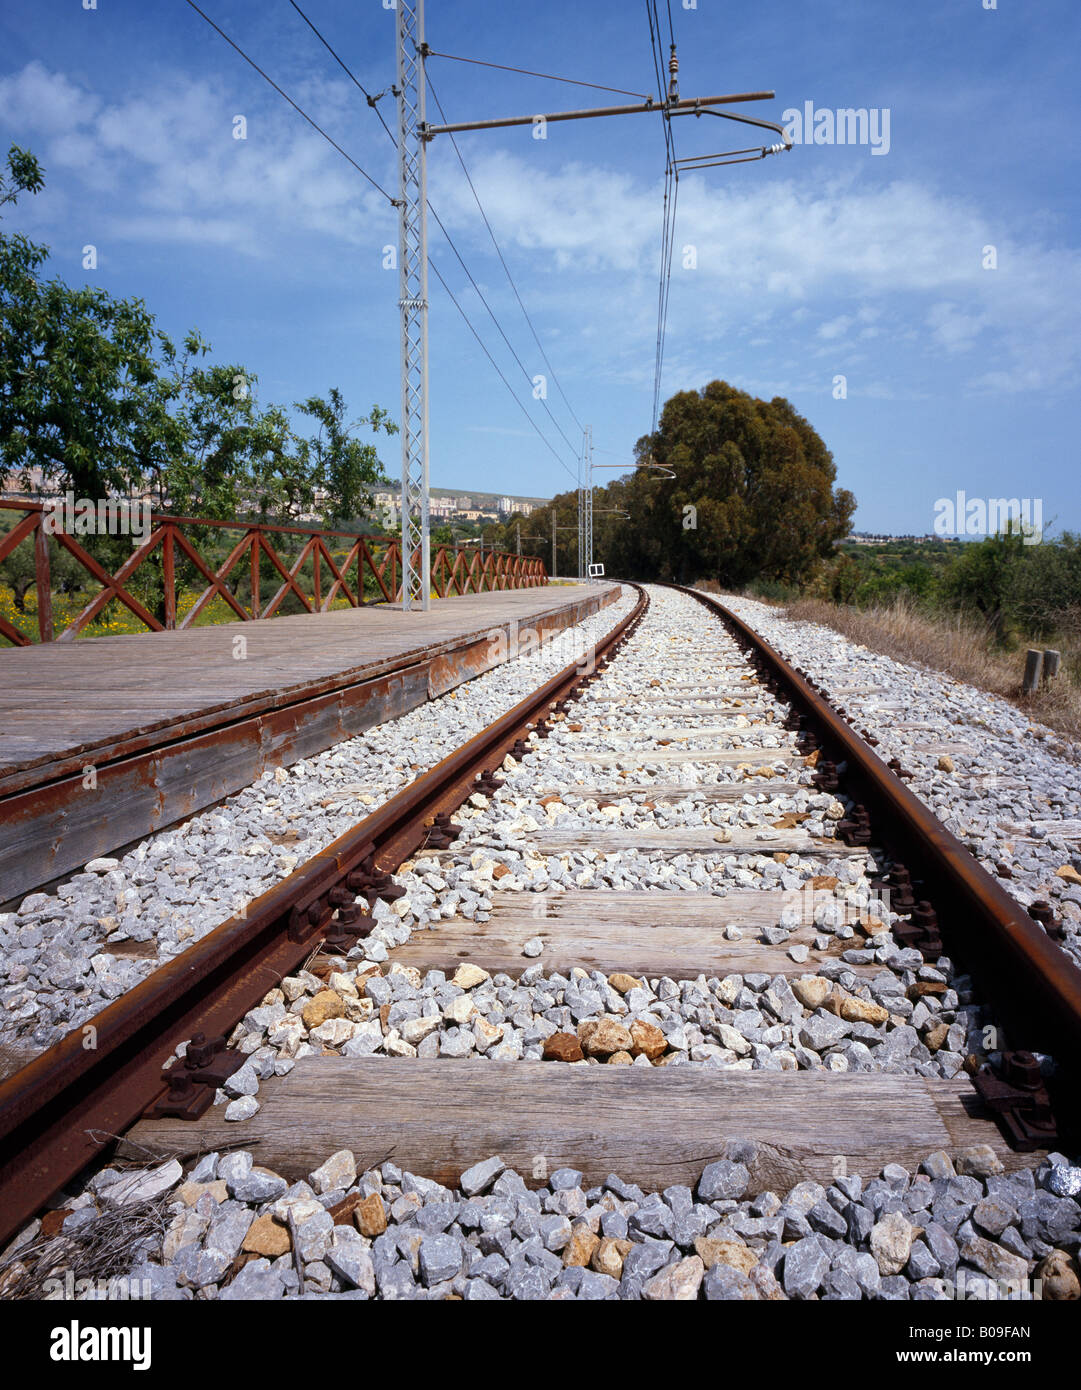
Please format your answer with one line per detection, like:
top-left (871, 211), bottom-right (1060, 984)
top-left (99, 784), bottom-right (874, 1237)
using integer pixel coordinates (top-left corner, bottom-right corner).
top-left (249, 532), bottom-right (260, 619)
top-left (34, 515), bottom-right (53, 643)
top-left (163, 524), bottom-right (177, 628)
top-left (313, 543), bottom-right (322, 611)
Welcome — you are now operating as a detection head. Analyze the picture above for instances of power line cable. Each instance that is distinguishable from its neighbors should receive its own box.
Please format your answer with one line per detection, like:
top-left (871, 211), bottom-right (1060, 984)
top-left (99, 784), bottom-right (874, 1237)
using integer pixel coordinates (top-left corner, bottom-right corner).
top-left (182, 0), bottom-right (399, 205)
top-left (427, 49), bottom-right (650, 100)
top-left (428, 261), bottom-right (581, 476)
top-left (195, 0), bottom-right (581, 481)
top-left (283, 0), bottom-right (581, 480)
top-left (646, 0), bottom-right (679, 434)
top-left (426, 71), bottom-right (586, 438)
top-left (424, 195), bottom-right (582, 473)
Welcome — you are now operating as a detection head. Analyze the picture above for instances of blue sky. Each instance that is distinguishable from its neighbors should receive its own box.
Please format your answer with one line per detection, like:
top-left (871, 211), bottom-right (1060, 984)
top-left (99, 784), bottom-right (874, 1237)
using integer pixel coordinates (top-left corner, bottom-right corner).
top-left (1, 0), bottom-right (1078, 535)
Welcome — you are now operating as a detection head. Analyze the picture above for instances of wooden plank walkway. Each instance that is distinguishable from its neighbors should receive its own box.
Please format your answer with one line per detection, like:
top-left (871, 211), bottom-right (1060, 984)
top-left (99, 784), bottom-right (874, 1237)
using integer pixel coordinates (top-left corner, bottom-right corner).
top-left (130, 1059), bottom-right (1028, 1194)
top-left (0, 583), bottom-right (617, 784)
top-left (0, 583), bottom-right (619, 904)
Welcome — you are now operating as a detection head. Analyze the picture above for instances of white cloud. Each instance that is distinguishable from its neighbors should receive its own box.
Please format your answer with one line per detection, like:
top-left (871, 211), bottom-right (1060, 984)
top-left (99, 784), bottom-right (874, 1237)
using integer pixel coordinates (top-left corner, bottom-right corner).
top-left (0, 62), bottom-right (394, 257)
top-left (2, 61), bottom-right (1079, 398)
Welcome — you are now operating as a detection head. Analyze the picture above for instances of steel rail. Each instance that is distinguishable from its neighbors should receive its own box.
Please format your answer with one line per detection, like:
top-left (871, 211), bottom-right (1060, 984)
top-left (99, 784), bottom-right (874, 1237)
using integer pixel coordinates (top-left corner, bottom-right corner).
top-left (0, 587), bottom-right (647, 1247)
top-left (679, 585), bottom-right (1081, 1118)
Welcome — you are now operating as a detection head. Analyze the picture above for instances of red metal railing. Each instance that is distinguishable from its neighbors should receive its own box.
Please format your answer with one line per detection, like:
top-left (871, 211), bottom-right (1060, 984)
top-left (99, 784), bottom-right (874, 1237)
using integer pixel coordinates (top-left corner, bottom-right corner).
top-left (0, 500), bottom-right (547, 646)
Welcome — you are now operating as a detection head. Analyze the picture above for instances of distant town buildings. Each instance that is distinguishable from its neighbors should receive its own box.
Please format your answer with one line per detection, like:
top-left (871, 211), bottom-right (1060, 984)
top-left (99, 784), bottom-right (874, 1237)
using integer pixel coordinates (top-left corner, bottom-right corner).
top-left (371, 489), bottom-right (540, 526)
top-left (846, 532), bottom-right (957, 545)
top-left (2, 470), bottom-right (544, 533)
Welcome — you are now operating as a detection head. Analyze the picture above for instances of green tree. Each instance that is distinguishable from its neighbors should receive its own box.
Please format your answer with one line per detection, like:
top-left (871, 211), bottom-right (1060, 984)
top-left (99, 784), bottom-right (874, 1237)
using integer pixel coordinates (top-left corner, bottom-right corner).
top-left (1, 147), bottom-right (394, 523)
top-left (943, 527), bottom-right (1027, 641)
top-left (290, 388), bottom-right (395, 526)
top-left (1, 146), bottom-right (397, 631)
top-left (601, 381), bottom-right (854, 585)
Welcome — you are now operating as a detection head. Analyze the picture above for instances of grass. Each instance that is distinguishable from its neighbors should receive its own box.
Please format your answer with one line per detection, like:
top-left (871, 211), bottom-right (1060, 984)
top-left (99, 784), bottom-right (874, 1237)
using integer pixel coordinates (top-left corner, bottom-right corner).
top-left (780, 594), bottom-right (1081, 744)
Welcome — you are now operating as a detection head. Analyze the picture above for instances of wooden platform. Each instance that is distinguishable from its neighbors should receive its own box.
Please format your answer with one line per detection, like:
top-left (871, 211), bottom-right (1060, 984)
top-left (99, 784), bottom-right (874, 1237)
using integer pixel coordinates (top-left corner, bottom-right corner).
top-left (130, 1059), bottom-right (1030, 1194)
top-left (0, 583), bottom-right (619, 904)
top-left (383, 889), bottom-right (873, 979)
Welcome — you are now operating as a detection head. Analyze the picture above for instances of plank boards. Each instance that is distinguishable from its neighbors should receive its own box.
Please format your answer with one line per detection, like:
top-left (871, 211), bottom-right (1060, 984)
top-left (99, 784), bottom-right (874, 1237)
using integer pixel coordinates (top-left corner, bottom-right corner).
top-left (521, 828), bottom-right (867, 857)
top-left (383, 887), bottom-right (870, 979)
top-left (589, 687), bottom-right (764, 704)
top-left (565, 723), bottom-right (782, 740)
top-left (566, 748), bottom-right (800, 767)
top-left (129, 1059), bottom-right (1028, 1194)
top-left (0, 582), bottom-right (619, 782)
top-left (529, 783), bottom-right (805, 803)
top-left (581, 703), bottom-right (775, 716)
top-left (0, 583), bottom-right (621, 903)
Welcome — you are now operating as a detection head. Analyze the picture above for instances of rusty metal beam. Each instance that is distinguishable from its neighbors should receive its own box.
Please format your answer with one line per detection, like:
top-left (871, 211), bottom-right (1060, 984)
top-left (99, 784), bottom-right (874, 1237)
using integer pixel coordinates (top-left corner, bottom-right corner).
top-left (681, 586), bottom-right (1081, 1088)
top-left (0, 587), bottom-right (646, 1246)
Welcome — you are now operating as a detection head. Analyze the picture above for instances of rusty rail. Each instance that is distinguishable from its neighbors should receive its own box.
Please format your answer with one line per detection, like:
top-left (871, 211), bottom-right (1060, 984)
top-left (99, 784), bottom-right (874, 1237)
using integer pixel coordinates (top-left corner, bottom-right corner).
top-left (0, 500), bottom-right (546, 646)
top-left (680, 585), bottom-right (1081, 1146)
top-left (0, 585), bottom-right (644, 1246)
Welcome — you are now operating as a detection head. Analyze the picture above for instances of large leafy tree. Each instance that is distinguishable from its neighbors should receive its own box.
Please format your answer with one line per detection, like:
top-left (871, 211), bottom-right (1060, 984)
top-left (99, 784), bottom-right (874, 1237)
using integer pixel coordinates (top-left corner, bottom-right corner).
top-left (0, 146), bottom-right (393, 523)
top-left (600, 380), bottom-right (855, 587)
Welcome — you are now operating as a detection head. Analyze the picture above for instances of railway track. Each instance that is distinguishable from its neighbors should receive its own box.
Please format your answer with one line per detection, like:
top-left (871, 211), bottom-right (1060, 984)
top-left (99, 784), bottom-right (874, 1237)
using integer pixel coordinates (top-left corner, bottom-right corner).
top-left (1, 582), bottom-right (1079, 1302)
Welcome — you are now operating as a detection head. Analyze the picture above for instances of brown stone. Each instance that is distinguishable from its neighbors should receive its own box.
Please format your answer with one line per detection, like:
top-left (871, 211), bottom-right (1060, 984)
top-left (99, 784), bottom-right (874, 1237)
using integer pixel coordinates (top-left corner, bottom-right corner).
top-left (177, 1180), bottom-right (228, 1206)
top-left (608, 972), bottom-right (642, 994)
top-left (328, 1191), bottom-right (362, 1226)
top-left (591, 1237), bottom-right (632, 1279)
top-left (840, 996), bottom-right (889, 1025)
top-left (629, 1018), bottom-right (667, 1060)
top-left (41, 1209), bottom-right (72, 1238)
top-left (243, 1213), bottom-right (291, 1257)
top-left (749, 1264), bottom-right (787, 1299)
top-left (937, 754), bottom-right (955, 772)
top-left (301, 989), bottom-right (346, 1029)
top-left (811, 875), bottom-right (839, 890)
top-left (606, 1050), bottom-right (633, 1066)
top-left (792, 976), bottom-right (832, 1010)
top-left (354, 1192), bottom-right (387, 1238)
top-left (1055, 865), bottom-right (1081, 887)
top-left (579, 1017), bottom-right (633, 1056)
top-left (543, 1031), bottom-right (584, 1063)
top-left (539, 796), bottom-right (563, 808)
top-left (908, 981), bottom-right (947, 1000)
top-left (694, 1236), bottom-right (757, 1273)
top-left (451, 964), bottom-right (490, 990)
top-left (923, 1022), bottom-right (950, 1053)
top-left (1037, 1249), bottom-right (1080, 1300)
top-left (563, 1223), bottom-right (600, 1267)
top-left (492, 863), bottom-right (512, 879)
